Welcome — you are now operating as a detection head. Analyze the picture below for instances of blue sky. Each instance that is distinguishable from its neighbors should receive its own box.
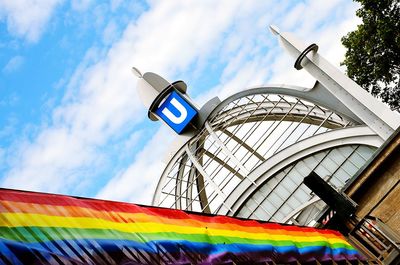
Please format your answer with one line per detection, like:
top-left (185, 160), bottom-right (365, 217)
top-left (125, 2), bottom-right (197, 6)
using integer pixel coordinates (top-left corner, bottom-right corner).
top-left (0, 0), bottom-right (360, 205)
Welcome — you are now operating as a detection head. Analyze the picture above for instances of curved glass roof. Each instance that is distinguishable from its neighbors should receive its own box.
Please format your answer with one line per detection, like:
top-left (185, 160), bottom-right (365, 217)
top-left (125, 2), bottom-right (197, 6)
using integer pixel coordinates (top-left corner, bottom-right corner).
top-left (153, 87), bottom-right (379, 225)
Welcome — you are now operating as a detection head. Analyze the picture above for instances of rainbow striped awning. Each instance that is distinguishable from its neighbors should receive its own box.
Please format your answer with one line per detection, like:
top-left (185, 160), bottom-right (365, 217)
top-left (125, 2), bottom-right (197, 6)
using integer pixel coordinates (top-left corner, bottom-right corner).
top-left (0, 189), bottom-right (364, 264)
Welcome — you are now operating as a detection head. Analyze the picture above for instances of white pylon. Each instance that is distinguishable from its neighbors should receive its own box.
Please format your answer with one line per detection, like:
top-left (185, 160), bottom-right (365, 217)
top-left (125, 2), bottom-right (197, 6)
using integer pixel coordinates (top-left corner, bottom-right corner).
top-left (270, 25), bottom-right (400, 140)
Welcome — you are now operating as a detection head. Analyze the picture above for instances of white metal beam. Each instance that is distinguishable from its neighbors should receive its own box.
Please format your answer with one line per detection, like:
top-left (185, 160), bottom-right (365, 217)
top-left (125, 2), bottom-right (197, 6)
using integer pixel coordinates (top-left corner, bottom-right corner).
top-left (271, 26), bottom-right (400, 140)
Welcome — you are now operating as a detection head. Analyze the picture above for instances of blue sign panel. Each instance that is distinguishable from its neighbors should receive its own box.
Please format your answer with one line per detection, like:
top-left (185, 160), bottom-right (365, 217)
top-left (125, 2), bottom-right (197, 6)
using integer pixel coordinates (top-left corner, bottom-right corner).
top-left (155, 91), bottom-right (197, 134)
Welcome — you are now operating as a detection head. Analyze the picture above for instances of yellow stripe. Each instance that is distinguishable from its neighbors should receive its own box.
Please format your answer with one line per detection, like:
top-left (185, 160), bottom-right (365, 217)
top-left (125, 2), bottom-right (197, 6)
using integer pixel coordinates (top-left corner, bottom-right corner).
top-left (0, 212), bottom-right (348, 245)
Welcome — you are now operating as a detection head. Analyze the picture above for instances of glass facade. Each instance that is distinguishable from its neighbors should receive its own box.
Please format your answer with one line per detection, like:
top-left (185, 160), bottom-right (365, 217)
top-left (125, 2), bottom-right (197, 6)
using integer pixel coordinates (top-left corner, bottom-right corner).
top-left (153, 88), bottom-right (378, 225)
top-left (237, 144), bottom-right (376, 225)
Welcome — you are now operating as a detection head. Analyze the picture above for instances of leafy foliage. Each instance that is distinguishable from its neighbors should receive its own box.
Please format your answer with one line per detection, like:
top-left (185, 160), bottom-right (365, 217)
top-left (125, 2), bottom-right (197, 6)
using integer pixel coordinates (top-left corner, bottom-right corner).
top-left (341, 0), bottom-right (400, 111)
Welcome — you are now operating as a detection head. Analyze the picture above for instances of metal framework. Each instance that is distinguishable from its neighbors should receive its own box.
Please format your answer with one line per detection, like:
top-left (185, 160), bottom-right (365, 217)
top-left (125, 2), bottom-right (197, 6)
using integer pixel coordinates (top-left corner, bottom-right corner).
top-left (152, 85), bottom-right (383, 225)
top-left (150, 28), bottom-right (400, 226)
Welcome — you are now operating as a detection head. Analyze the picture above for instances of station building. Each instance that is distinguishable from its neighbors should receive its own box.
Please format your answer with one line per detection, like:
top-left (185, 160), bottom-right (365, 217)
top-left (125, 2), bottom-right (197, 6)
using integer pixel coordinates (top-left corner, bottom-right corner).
top-left (143, 27), bottom-right (400, 264)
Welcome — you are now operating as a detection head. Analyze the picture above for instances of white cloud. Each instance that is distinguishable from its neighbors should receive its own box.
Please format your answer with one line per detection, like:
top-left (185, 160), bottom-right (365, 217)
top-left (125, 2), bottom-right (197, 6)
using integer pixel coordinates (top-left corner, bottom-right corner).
top-left (122, 131), bottom-right (143, 154)
top-left (2, 55), bottom-right (24, 73)
top-left (102, 20), bottom-right (119, 45)
top-left (1, 0), bottom-right (362, 205)
top-left (0, 0), bottom-right (64, 42)
top-left (1, 0), bottom-right (246, 195)
top-left (195, 1), bottom-right (357, 102)
top-left (97, 127), bottom-right (173, 205)
top-left (2, 127), bottom-right (98, 192)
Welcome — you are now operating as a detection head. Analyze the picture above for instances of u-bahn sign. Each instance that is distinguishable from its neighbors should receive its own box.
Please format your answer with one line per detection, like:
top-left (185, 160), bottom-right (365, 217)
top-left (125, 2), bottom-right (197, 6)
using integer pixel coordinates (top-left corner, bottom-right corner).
top-left (133, 69), bottom-right (199, 134)
top-left (155, 90), bottom-right (197, 134)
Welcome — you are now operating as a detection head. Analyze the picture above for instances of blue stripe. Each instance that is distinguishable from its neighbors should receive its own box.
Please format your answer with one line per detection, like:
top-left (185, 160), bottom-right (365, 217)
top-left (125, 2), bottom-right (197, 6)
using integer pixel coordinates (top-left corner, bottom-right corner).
top-left (0, 238), bottom-right (360, 258)
top-left (0, 240), bottom-right (24, 265)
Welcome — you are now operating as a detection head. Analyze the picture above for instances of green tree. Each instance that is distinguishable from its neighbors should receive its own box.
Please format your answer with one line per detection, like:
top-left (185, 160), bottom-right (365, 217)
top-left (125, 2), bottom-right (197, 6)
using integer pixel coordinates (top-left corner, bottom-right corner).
top-left (341, 0), bottom-right (400, 111)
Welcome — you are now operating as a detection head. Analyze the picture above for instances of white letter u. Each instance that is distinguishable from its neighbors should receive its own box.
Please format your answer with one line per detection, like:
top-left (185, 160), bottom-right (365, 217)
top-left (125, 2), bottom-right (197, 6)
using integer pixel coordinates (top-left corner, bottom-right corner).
top-left (162, 98), bottom-right (188, 124)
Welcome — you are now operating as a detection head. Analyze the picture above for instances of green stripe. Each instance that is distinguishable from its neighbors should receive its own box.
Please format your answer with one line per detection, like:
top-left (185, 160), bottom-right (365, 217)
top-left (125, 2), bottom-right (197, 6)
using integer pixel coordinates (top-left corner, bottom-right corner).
top-left (0, 226), bottom-right (354, 250)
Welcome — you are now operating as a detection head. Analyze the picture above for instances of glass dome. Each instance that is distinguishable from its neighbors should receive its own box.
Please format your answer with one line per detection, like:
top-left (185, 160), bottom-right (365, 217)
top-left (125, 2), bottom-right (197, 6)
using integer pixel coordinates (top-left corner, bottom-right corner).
top-left (153, 86), bottom-right (380, 225)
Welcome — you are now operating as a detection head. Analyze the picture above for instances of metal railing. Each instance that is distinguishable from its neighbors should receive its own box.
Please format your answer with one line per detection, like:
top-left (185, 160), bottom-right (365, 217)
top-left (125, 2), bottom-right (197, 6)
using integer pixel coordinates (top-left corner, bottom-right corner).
top-left (349, 216), bottom-right (400, 264)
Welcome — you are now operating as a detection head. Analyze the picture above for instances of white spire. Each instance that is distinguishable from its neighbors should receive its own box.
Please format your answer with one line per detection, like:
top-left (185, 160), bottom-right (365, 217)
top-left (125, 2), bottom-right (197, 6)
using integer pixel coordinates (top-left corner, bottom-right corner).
top-left (131, 67), bottom-right (143, 78)
top-left (271, 25), bottom-right (400, 139)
